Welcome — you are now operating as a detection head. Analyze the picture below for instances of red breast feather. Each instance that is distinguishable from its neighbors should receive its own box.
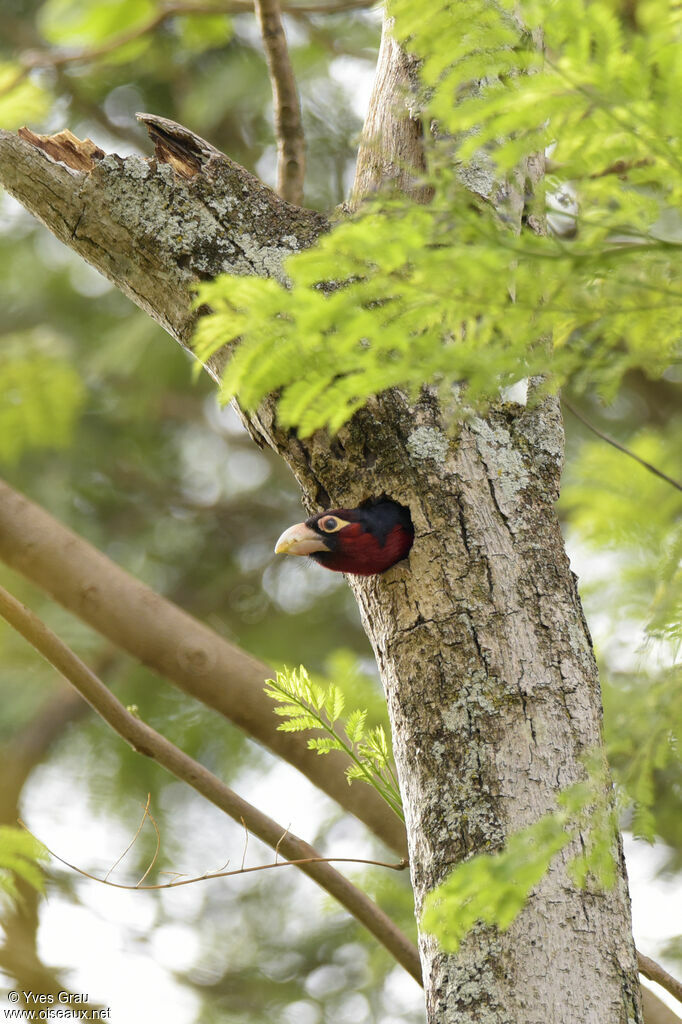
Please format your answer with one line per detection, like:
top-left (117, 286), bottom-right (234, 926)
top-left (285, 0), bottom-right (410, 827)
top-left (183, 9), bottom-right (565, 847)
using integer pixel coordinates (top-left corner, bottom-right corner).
top-left (310, 501), bottom-right (413, 575)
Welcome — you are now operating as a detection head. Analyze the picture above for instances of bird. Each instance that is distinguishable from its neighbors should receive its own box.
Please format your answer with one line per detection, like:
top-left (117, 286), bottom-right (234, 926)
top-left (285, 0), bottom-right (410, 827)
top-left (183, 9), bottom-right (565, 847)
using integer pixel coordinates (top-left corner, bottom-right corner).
top-left (274, 498), bottom-right (414, 576)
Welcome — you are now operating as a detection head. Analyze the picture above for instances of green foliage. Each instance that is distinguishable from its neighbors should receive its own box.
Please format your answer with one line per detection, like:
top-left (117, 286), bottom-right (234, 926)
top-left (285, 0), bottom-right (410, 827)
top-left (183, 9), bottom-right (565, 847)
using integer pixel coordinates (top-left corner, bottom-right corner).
top-left (604, 666), bottom-right (682, 843)
top-left (422, 763), bottom-right (619, 952)
top-left (176, 14), bottom-right (233, 54)
top-left (390, 0), bottom-right (681, 183)
top-left (0, 64), bottom-right (51, 129)
top-left (38, 0), bottom-right (156, 48)
top-left (561, 424), bottom-right (682, 847)
top-left (562, 424), bottom-right (682, 642)
top-left (194, 0), bottom-right (681, 437)
top-left (0, 827), bottom-right (49, 907)
top-left (265, 665), bottom-right (404, 820)
top-left (0, 343), bottom-right (85, 465)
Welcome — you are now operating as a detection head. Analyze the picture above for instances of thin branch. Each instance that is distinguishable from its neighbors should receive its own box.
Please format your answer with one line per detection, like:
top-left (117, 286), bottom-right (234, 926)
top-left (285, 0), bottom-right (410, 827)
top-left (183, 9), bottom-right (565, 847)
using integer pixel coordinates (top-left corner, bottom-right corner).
top-left (562, 400), bottom-right (682, 493)
top-left (275, 824), bottom-right (290, 863)
top-left (253, 0), bottom-right (306, 204)
top-left (21, 822), bottom-right (406, 891)
top-left (240, 817), bottom-right (250, 870)
top-left (638, 952), bottom-right (682, 1008)
top-left (136, 803), bottom-right (161, 886)
top-left (103, 794), bottom-right (159, 884)
top-left (0, 583), bottom-right (422, 985)
top-left (0, 477), bottom-right (407, 858)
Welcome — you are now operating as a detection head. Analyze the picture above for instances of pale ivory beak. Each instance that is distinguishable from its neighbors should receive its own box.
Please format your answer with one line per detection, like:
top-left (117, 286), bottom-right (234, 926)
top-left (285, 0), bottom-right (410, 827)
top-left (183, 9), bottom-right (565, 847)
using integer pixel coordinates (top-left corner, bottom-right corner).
top-left (275, 522), bottom-right (330, 556)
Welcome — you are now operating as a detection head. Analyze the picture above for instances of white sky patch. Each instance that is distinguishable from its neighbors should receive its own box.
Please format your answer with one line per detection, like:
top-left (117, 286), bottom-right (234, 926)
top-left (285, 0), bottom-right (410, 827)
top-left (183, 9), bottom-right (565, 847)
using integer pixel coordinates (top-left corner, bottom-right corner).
top-left (36, 880), bottom-right (199, 1024)
top-left (624, 834), bottom-right (682, 1015)
top-left (329, 57), bottom-right (378, 121)
top-left (381, 965), bottom-right (425, 1019)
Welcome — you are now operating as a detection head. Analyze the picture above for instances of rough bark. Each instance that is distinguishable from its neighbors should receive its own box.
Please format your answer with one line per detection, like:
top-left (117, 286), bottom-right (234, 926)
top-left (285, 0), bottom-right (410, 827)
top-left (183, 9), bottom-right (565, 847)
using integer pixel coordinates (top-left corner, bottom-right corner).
top-left (0, 19), bottom-right (643, 1021)
top-left (3, 119), bottom-right (324, 372)
top-left (350, 16), bottom-right (431, 208)
top-left (346, 24), bottom-right (642, 1024)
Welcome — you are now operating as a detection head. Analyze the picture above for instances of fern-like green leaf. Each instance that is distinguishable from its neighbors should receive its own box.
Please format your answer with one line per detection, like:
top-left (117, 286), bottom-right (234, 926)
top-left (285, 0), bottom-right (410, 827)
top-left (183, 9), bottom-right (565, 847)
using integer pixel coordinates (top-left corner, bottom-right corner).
top-left (191, 0), bottom-right (680, 438)
top-left (276, 716), bottom-right (321, 733)
top-left (345, 709), bottom-right (367, 744)
top-left (324, 686), bottom-right (345, 724)
top-left (264, 665), bottom-right (403, 819)
top-left (307, 737), bottom-right (343, 755)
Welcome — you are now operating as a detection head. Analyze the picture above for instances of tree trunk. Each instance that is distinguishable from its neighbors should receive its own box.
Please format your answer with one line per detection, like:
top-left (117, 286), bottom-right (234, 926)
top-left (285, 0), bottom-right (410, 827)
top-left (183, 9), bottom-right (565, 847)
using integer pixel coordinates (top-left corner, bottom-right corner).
top-left (0, 14), bottom-right (643, 1023)
top-left (342, 17), bottom-right (644, 1024)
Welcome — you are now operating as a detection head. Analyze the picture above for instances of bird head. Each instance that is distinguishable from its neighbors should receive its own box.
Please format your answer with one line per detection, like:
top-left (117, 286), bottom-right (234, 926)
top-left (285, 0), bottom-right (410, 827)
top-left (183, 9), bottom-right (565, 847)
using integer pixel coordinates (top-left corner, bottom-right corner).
top-left (274, 498), bottom-right (413, 576)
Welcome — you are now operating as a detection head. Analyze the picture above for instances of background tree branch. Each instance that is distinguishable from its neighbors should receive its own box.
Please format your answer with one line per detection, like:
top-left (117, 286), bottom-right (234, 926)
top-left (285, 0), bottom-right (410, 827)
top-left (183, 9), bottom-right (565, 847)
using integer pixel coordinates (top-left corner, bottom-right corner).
top-left (253, 0), bottom-right (306, 204)
top-left (641, 989), bottom-right (682, 1024)
top-left (639, 953), bottom-right (682, 1007)
top-left (0, 581), bottom-right (422, 984)
top-left (0, 476), bottom-right (407, 856)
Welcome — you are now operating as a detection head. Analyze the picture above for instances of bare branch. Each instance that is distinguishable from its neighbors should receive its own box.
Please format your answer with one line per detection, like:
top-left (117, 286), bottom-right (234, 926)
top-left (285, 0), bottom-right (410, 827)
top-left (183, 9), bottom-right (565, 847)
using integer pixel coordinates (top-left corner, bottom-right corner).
top-left (0, 119), bottom-right (326, 361)
top-left (638, 952), bottom-right (682, 1008)
top-left (563, 399), bottom-right (682, 492)
top-left (241, 817), bottom-right (250, 870)
top-left (0, 476), bottom-right (407, 858)
top-left (275, 824), bottom-right (291, 863)
top-left (0, 583), bottom-right (422, 984)
top-left (253, 0), bottom-right (306, 204)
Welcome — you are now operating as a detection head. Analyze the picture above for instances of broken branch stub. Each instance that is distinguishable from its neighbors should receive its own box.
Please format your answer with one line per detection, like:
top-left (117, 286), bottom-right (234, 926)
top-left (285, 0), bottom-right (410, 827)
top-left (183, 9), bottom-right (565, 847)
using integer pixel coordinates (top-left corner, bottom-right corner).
top-left (0, 114), bottom-right (327, 377)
